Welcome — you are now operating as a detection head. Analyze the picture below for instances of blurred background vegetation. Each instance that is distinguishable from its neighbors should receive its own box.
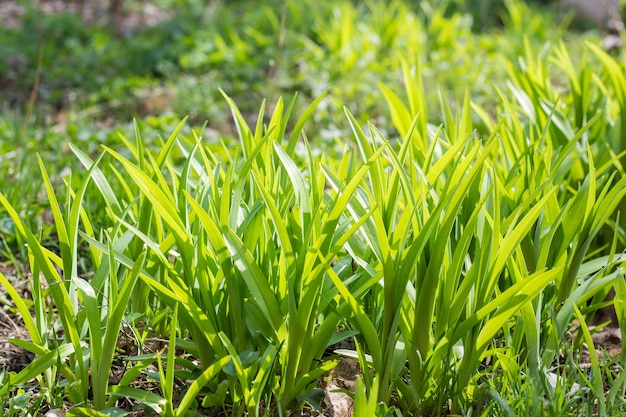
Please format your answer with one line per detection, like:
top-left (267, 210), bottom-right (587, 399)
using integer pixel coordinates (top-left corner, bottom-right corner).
top-left (1, 0), bottom-right (621, 129)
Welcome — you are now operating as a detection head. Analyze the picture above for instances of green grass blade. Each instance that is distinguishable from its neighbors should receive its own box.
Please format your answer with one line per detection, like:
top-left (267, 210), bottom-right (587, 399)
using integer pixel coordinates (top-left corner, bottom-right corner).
top-left (0, 343), bottom-right (75, 396)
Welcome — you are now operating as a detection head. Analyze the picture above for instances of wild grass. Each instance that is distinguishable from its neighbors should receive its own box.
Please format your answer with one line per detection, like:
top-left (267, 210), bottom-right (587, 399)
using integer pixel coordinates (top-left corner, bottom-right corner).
top-left (1, 0), bottom-right (626, 416)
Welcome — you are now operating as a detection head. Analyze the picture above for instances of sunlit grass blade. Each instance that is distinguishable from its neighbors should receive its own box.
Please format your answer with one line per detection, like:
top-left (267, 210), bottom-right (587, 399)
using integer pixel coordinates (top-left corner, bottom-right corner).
top-left (0, 271), bottom-right (41, 346)
top-left (0, 344), bottom-right (75, 397)
top-left (572, 303), bottom-right (606, 415)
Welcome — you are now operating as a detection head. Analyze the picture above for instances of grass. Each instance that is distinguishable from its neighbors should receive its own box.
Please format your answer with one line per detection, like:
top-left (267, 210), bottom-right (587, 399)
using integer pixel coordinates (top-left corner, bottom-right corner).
top-left (1, 0), bottom-right (626, 415)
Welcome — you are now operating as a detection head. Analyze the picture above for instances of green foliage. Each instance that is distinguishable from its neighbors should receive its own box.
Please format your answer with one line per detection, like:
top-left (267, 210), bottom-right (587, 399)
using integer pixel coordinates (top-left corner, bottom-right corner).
top-left (2, 0), bottom-right (626, 415)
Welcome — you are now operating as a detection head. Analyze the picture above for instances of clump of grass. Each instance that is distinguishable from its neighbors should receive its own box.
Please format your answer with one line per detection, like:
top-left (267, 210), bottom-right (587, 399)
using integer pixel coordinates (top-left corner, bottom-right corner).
top-left (2, 56), bottom-right (626, 414)
top-left (2, 1), bottom-right (626, 416)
